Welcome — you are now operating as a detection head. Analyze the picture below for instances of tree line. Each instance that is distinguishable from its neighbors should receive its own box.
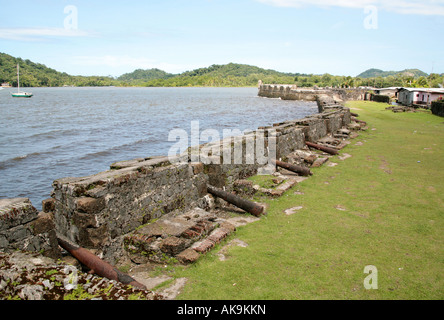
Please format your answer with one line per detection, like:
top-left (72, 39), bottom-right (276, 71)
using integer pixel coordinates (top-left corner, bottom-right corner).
top-left (292, 73), bottom-right (444, 89)
top-left (1, 53), bottom-right (443, 89)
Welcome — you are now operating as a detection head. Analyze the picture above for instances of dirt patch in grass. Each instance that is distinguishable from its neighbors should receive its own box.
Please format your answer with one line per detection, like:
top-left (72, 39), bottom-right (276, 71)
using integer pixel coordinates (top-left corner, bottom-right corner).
top-left (379, 157), bottom-right (392, 174)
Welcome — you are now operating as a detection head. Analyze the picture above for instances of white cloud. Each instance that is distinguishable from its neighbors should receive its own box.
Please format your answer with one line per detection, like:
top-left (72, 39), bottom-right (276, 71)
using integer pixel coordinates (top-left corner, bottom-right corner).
top-left (0, 27), bottom-right (95, 41)
top-left (256, 0), bottom-right (444, 15)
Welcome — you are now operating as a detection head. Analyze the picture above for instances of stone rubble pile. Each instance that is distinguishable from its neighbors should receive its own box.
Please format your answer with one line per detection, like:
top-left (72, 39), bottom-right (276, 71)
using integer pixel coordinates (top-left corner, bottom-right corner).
top-left (0, 251), bottom-right (161, 300)
top-left (386, 105), bottom-right (418, 113)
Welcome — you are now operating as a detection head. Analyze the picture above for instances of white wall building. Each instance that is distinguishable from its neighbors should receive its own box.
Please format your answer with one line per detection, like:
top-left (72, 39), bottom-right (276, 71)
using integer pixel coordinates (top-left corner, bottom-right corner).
top-left (397, 88), bottom-right (444, 106)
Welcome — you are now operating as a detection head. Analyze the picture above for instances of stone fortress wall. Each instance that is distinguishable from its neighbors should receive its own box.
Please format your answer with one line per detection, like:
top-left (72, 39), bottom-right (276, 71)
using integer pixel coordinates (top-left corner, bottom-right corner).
top-left (1, 87), bottom-right (363, 268)
top-left (258, 83), bottom-right (366, 104)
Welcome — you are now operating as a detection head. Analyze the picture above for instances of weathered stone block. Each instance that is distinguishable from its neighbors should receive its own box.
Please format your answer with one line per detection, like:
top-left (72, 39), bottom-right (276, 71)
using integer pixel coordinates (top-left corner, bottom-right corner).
top-left (31, 212), bottom-right (55, 235)
top-left (325, 113), bottom-right (343, 134)
top-left (85, 185), bottom-right (108, 198)
top-left (192, 239), bottom-right (215, 253)
top-left (72, 211), bottom-right (98, 229)
top-left (75, 197), bottom-right (105, 214)
top-left (124, 233), bottom-right (156, 255)
top-left (275, 127), bottom-right (305, 159)
top-left (204, 164), bottom-right (226, 188)
top-left (0, 199), bottom-right (60, 259)
top-left (311, 157), bottom-right (329, 168)
top-left (160, 236), bottom-right (187, 256)
top-left (233, 179), bottom-right (255, 196)
top-left (0, 198), bottom-right (38, 231)
top-left (307, 119), bottom-right (328, 142)
top-left (3, 224), bottom-right (30, 243)
top-left (194, 174), bottom-right (209, 198)
top-left (219, 221), bottom-right (236, 233)
top-left (42, 198), bottom-right (55, 213)
top-left (191, 162), bottom-right (204, 175)
top-left (195, 220), bottom-right (215, 235)
top-left (181, 229), bottom-right (200, 239)
top-left (78, 225), bottom-right (108, 248)
top-left (342, 108), bottom-right (351, 126)
top-left (177, 248), bottom-right (200, 264)
top-left (207, 228), bottom-right (229, 244)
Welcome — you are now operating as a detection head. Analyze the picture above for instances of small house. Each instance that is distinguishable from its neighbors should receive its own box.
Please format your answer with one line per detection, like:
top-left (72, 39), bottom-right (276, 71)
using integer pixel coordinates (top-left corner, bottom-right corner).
top-left (397, 88), bottom-right (444, 106)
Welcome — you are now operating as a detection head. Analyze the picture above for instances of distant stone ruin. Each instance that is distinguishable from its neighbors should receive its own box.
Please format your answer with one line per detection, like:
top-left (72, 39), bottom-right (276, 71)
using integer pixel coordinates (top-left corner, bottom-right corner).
top-left (258, 83), bottom-right (365, 112)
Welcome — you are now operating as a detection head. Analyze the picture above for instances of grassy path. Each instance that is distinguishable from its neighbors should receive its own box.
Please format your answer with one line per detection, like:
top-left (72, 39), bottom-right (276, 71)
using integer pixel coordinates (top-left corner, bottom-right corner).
top-left (171, 101), bottom-right (444, 300)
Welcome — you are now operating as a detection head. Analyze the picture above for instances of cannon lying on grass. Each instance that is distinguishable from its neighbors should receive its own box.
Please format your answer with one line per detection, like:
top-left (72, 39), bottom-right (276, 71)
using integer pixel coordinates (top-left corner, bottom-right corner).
top-left (272, 159), bottom-right (313, 176)
top-left (207, 185), bottom-right (264, 217)
top-left (57, 235), bottom-right (147, 290)
top-left (305, 141), bottom-right (339, 156)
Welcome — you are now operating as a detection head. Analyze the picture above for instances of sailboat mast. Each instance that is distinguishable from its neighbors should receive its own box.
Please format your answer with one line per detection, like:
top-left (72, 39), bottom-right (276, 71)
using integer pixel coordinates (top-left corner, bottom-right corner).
top-left (17, 64), bottom-right (20, 93)
top-left (10, 63), bottom-right (32, 98)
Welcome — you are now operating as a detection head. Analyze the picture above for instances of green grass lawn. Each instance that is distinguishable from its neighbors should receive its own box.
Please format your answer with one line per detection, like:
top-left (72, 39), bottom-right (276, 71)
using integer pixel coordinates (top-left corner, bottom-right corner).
top-left (171, 101), bottom-right (444, 300)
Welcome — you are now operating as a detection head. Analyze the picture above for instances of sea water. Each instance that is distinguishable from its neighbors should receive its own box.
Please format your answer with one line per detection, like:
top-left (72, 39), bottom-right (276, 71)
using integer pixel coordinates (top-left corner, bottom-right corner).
top-left (0, 87), bottom-right (316, 209)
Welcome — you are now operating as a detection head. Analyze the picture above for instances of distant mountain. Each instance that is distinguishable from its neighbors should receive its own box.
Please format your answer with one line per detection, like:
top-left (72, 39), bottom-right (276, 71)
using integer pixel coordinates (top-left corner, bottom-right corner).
top-left (117, 63), bottom-right (298, 87)
top-left (118, 63), bottom-right (296, 82)
top-left (117, 68), bottom-right (175, 81)
top-left (357, 68), bottom-right (428, 78)
top-left (180, 63), bottom-right (296, 78)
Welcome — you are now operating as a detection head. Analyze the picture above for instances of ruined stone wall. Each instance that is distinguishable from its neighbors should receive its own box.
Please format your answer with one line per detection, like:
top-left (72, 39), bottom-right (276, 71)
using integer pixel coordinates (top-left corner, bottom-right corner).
top-left (1, 106), bottom-right (352, 255)
top-left (258, 84), bottom-right (365, 103)
top-left (51, 157), bottom-right (209, 249)
top-left (49, 106), bottom-right (350, 251)
top-left (0, 198), bottom-right (59, 258)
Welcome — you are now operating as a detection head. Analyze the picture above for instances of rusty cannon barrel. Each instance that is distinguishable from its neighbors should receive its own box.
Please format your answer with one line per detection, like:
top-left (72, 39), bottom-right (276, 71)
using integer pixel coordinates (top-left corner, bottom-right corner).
top-left (305, 141), bottom-right (339, 156)
top-left (57, 235), bottom-right (147, 290)
top-left (272, 159), bottom-right (312, 176)
top-left (207, 185), bottom-right (264, 217)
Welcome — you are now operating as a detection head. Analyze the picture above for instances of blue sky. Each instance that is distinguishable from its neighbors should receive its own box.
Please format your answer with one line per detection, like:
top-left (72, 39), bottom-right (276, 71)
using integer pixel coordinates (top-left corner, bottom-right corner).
top-left (1, 0), bottom-right (443, 77)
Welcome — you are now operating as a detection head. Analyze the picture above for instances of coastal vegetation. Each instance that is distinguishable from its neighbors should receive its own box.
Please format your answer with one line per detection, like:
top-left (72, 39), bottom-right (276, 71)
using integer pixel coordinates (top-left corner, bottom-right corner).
top-left (0, 53), bottom-right (116, 87)
top-left (1, 52), bottom-right (443, 88)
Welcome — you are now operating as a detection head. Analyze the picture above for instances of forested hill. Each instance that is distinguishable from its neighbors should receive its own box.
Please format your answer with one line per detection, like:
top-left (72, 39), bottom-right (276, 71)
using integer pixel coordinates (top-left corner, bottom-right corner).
top-left (357, 68), bottom-right (428, 79)
top-left (117, 68), bottom-right (175, 81)
top-left (0, 52), bottom-right (115, 87)
top-left (120, 63), bottom-right (298, 87)
top-left (180, 63), bottom-right (296, 78)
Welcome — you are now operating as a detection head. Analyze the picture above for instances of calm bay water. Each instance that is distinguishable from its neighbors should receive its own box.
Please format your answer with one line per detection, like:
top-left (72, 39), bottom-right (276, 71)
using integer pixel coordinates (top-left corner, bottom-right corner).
top-left (0, 87), bottom-right (317, 209)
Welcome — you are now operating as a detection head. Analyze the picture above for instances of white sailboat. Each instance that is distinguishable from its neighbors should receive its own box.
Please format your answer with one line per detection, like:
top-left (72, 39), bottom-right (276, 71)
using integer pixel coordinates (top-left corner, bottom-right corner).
top-left (11, 64), bottom-right (33, 98)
